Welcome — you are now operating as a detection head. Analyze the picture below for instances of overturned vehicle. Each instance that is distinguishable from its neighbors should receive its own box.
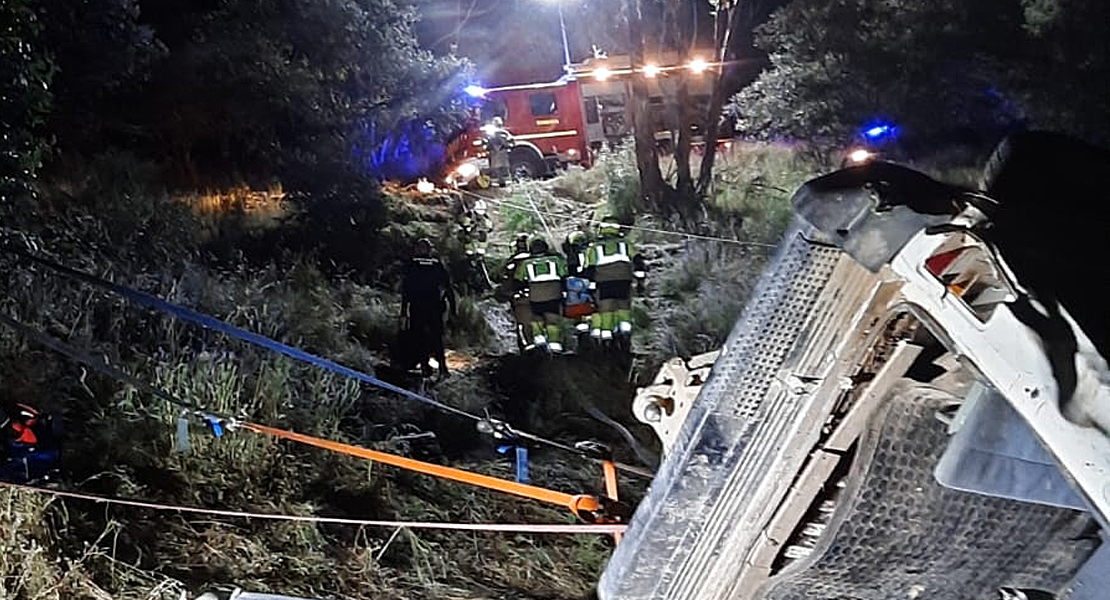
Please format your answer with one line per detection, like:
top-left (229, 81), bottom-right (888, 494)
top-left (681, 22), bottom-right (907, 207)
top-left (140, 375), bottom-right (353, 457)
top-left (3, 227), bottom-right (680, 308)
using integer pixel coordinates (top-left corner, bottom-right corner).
top-left (606, 132), bottom-right (1110, 600)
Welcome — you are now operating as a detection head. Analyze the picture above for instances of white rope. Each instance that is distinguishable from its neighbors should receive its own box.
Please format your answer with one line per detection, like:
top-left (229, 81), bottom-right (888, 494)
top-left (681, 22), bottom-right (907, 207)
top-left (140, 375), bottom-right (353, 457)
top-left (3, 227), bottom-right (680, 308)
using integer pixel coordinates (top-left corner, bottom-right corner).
top-left (1, 482), bottom-right (627, 534)
top-left (458, 187), bottom-right (778, 248)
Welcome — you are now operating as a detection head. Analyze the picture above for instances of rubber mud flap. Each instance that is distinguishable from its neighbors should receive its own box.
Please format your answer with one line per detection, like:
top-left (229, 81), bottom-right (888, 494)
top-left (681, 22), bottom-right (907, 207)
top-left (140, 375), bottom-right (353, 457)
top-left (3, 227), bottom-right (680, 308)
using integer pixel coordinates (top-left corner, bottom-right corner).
top-left (791, 162), bottom-right (958, 271)
top-left (761, 381), bottom-right (1096, 600)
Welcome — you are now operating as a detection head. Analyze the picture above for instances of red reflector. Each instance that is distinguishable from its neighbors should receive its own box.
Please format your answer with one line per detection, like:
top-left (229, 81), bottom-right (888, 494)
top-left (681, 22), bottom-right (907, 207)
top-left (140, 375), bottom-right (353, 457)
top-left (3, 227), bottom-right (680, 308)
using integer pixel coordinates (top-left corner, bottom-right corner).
top-left (925, 248), bottom-right (966, 276)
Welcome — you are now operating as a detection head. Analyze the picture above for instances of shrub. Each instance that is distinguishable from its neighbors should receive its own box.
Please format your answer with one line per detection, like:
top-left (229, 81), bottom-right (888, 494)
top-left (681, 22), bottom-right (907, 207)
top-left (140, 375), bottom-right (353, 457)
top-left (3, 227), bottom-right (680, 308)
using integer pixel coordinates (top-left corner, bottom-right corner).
top-left (640, 241), bottom-right (770, 368)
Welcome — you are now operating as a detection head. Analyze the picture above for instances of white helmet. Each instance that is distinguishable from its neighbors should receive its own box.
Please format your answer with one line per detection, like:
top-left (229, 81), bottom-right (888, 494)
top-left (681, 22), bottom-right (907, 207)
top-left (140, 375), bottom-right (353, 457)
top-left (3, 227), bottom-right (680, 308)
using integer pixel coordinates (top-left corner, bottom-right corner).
top-left (473, 199), bottom-right (488, 215)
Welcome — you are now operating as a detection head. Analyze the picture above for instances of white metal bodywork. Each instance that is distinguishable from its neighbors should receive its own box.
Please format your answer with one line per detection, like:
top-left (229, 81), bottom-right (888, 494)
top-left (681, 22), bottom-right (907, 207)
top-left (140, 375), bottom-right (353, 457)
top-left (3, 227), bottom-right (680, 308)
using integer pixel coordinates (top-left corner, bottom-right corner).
top-left (891, 229), bottom-right (1110, 519)
top-left (633, 351), bottom-right (721, 453)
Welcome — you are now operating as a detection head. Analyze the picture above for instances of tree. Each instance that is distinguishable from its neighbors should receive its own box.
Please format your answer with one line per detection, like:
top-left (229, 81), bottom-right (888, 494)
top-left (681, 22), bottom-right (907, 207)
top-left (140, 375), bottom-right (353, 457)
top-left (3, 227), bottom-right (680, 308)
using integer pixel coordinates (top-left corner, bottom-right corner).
top-left (622, 0), bottom-right (782, 220)
top-left (1, 0), bottom-right (54, 202)
top-left (729, 0), bottom-right (1110, 150)
top-left (625, 0), bottom-right (668, 210)
top-left (693, 0), bottom-right (780, 195)
top-left (38, 0), bottom-right (162, 156)
top-left (1012, 0), bottom-right (1110, 144)
top-left (128, 0), bottom-right (468, 187)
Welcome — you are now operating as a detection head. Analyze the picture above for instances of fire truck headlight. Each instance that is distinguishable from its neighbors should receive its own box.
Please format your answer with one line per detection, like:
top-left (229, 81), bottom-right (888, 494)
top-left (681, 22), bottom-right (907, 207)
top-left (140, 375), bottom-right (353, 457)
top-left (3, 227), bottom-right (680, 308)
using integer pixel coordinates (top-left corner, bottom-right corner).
top-left (847, 148), bottom-right (874, 164)
top-left (688, 58), bottom-right (709, 74)
top-left (456, 162), bottom-right (479, 179)
top-left (567, 148), bottom-right (578, 157)
top-left (464, 85), bottom-right (488, 98)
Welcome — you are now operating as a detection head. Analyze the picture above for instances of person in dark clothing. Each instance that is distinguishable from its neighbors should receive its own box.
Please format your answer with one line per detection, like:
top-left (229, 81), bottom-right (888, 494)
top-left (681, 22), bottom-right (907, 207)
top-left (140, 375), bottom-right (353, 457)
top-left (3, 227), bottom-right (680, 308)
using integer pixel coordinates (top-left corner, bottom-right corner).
top-left (400, 238), bottom-right (457, 378)
top-left (483, 117), bottom-right (514, 186)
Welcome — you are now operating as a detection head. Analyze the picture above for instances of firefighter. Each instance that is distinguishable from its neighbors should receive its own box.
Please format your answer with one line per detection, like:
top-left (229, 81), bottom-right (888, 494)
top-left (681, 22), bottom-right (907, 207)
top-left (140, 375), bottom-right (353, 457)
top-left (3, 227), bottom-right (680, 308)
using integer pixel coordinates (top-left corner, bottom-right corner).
top-left (583, 216), bottom-right (646, 342)
top-left (514, 236), bottom-right (568, 353)
top-left (0, 402), bottom-right (61, 483)
top-left (400, 238), bottom-right (457, 378)
top-left (458, 199), bottom-right (493, 258)
top-left (563, 229), bottom-right (590, 277)
top-left (483, 117), bottom-right (514, 186)
top-left (457, 199), bottom-right (494, 289)
top-left (500, 233), bottom-right (535, 348)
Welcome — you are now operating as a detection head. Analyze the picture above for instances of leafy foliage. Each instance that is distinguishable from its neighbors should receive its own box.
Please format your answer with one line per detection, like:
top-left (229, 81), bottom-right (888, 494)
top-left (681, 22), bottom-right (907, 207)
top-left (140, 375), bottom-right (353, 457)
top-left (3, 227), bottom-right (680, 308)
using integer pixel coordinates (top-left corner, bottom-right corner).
top-left (135, 0), bottom-right (468, 186)
top-left (733, 0), bottom-right (1026, 147)
top-left (32, 0), bottom-right (469, 195)
top-left (733, 0), bottom-right (1110, 147)
top-left (0, 0), bottom-right (54, 202)
top-left (1011, 0), bottom-right (1110, 143)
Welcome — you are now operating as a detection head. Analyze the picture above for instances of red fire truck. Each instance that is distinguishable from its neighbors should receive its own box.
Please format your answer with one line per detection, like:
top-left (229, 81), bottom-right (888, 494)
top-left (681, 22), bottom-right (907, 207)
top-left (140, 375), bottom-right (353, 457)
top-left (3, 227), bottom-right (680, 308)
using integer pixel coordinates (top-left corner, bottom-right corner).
top-left (443, 53), bottom-right (718, 188)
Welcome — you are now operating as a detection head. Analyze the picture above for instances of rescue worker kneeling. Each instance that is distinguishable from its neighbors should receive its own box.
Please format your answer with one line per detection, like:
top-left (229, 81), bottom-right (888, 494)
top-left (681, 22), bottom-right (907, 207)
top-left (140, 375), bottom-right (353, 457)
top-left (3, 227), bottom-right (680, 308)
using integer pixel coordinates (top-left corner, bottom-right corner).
top-left (514, 237), bottom-right (568, 352)
top-left (583, 217), bottom-right (646, 341)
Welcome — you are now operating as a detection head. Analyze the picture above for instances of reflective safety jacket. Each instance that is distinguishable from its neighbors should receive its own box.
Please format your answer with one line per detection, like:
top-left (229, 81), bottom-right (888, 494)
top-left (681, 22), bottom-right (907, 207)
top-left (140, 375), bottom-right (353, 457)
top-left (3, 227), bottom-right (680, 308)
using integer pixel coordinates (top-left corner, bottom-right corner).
top-left (514, 253), bottom-right (567, 302)
top-left (584, 238), bottom-right (645, 283)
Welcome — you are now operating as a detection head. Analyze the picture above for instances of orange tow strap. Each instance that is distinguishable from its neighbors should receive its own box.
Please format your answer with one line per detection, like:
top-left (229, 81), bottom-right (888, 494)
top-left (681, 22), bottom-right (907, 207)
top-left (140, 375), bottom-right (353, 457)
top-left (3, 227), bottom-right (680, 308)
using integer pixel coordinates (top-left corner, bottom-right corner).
top-left (242, 422), bottom-right (610, 522)
top-left (602, 460), bottom-right (622, 544)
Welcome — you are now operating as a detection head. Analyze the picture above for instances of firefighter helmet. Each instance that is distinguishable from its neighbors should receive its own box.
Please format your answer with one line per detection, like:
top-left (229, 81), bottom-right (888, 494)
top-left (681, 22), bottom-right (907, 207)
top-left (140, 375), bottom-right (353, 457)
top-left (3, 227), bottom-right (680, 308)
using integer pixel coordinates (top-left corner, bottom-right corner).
top-left (567, 230), bottom-right (588, 247)
top-left (414, 237), bottom-right (434, 257)
top-left (529, 237), bottom-right (549, 255)
top-left (598, 216), bottom-right (622, 239)
top-left (514, 233), bottom-right (530, 253)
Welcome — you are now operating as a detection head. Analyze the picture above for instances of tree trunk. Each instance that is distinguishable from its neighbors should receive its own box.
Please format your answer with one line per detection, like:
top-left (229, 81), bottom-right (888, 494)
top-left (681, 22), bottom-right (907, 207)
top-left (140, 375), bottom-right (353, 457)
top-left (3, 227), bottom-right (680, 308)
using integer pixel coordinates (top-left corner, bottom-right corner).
top-left (694, 71), bottom-right (727, 198)
top-left (671, 1), bottom-right (695, 202)
top-left (697, 0), bottom-right (775, 197)
top-left (695, 2), bottom-right (742, 198)
top-left (626, 0), bottom-right (665, 211)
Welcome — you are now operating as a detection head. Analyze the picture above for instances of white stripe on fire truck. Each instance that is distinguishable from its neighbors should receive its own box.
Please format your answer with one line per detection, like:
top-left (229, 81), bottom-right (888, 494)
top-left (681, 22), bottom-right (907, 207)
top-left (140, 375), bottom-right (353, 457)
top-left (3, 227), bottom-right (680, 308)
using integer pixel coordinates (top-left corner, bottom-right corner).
top-left (514, 130), bottom-right (579, 141)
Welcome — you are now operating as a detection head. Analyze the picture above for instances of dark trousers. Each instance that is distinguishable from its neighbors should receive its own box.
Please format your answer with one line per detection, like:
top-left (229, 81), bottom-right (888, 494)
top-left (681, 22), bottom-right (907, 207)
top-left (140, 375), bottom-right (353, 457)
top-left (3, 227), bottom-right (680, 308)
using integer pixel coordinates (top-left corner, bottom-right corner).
top-left (409, 307), bottom-right (446, 370)
top-left (597, 280), bottom-right (632, 300)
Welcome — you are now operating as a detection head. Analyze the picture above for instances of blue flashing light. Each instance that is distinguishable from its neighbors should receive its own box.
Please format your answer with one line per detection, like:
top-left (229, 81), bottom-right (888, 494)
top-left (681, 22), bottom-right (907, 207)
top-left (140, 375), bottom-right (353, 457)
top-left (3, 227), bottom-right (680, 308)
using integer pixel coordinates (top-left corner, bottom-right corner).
top-left (464, 84), bottom-right (488, 98)
top-left (862, 122), bottom-right (898, 141)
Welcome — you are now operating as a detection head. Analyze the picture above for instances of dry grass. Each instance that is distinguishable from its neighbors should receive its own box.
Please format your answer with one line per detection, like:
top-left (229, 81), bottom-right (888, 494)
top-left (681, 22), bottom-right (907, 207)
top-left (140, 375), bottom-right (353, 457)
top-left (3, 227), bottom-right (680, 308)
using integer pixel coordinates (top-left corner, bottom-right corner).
top-left (0, 159), bottom-right (616, 598)
top-left (0, 137), bottom-right (860, 599)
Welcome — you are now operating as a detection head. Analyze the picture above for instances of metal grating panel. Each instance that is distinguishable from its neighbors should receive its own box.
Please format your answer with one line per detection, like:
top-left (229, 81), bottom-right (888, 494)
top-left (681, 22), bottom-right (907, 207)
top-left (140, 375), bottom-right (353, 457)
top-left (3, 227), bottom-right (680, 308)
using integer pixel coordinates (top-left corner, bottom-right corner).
top-left (761, 382), bottom-right (1097, 600)
top-left (599, 229), bottom-right (842, 600)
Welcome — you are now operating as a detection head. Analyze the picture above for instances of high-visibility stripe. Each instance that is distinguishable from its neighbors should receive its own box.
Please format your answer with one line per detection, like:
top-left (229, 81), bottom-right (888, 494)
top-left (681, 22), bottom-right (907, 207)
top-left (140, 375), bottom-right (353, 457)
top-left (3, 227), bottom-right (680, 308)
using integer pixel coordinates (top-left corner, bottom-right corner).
top-left (594, 242), bottom-right (631, 266)
top-left (515, 130), bottom-right (579, 141)
top-left (525, 259), bottom-right (561, 282)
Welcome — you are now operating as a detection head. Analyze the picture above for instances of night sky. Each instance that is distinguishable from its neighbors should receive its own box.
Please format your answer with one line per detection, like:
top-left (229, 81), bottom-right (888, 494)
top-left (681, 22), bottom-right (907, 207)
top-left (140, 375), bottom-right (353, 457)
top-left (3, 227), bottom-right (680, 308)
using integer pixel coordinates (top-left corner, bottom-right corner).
top-left (415, 0), bottom-right (630, 85)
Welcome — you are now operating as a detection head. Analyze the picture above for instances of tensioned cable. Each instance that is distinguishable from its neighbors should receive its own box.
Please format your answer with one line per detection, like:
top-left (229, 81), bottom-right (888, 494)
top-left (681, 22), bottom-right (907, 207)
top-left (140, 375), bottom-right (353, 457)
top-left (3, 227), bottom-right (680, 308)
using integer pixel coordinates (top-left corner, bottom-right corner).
top-left (456, 187), bottom-right (779, 248)
top-left (0, 311), bottom-right (206, 414)
top-left (522, 188), bottom-right (555, 241)
top-left (0, 482), bottom-right (627, 534)
top-left (3, 249), bottom-right (477, 420)
top-left (0, 250), bottom-right (655, 479)
top-left (0, 312), bottom-right (630, 519)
